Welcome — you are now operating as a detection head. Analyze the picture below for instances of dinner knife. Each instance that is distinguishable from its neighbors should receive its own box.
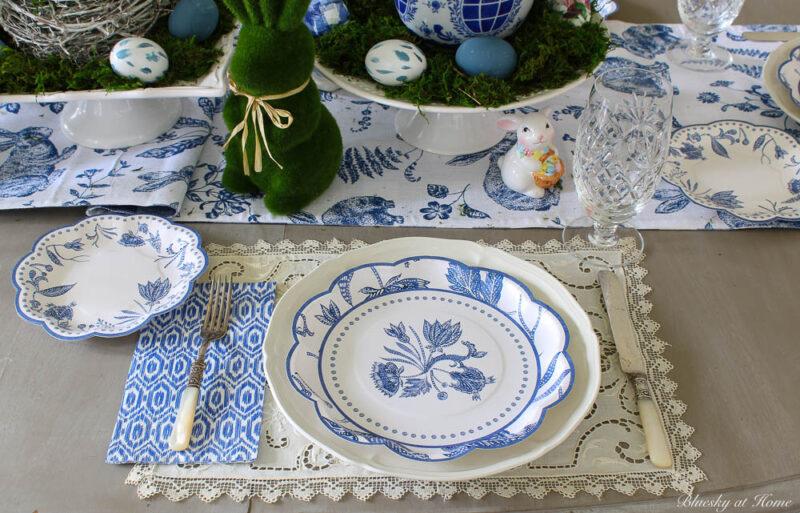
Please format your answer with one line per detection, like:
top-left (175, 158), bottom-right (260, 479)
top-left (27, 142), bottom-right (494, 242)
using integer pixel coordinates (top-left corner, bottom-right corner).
top-left (742, 31), bottom-right (800, 42)
top-left (598, 270), bottom-right (673, 469)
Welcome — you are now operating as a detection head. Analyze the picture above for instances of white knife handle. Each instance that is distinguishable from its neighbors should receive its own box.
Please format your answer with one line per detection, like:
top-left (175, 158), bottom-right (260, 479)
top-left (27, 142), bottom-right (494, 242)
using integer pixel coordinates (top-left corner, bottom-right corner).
top-left (638, 397), bottom-right (673, 469)
top-left (168, 386), bottom-right (199, 451)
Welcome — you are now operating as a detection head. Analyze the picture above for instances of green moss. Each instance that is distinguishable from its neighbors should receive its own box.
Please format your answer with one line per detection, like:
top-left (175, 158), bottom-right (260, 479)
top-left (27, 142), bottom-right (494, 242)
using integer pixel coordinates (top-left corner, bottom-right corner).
top-left (316, 0), bottom-right (610, 108)
top-left (0, 7), bottom-right (235, 95)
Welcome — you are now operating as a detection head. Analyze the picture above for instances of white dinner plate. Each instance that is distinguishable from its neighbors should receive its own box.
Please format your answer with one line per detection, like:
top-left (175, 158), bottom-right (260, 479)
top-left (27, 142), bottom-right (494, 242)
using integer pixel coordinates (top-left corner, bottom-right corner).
top-left (287, 256), bottom-right (573, 461)
top-left (764, 37), bottom-right (800, 124)
top-left (264, 238), bottom-right (600, 481)
top-left (665, 120), bottom-right (800, 222)
top-left (12, 214), bottom-right (207, 340)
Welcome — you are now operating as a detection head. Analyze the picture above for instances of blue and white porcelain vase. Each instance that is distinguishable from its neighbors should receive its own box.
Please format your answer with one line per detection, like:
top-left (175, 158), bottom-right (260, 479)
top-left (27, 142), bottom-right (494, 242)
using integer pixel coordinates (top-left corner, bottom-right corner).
top-left (394, 0), bottom-right (534, 46)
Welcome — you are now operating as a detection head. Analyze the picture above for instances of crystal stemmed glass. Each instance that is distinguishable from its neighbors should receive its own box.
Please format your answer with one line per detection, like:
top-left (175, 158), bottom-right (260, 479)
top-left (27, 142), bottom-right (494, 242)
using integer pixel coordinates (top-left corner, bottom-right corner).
top-left (562, 67), bottom-right (674, 268)
top-left (668, 0), bottom-right (746, 72)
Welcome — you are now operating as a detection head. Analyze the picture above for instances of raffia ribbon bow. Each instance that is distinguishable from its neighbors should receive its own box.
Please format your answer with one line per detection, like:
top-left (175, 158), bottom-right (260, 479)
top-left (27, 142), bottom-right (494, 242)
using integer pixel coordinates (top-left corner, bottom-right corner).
top-left (223, 71), bottom-right (310, 175)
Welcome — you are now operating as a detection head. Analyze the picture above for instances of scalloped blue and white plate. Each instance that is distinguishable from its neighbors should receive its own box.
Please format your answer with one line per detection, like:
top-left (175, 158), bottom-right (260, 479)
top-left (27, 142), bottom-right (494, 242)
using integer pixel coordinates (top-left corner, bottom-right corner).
top-left (286, 256), bottom-right (573, 462)
top-left (764, 38), bottom-right (800, 124)
top-left (665, 120), bottom-right (800, 222)
top-left (12, 214), bottom-right (207, 340)
top-left (777, 43), bottom-right (800, 109)
top-left (264, 238), bottom-right (598, 481)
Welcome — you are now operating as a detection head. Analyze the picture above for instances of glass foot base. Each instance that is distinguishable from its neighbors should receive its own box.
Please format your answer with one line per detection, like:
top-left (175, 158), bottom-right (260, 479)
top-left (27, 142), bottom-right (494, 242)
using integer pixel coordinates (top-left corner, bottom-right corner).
top-left (667, 41), bottom-right (733, 72)
top-left (561, 216), bottom-right (644, 269)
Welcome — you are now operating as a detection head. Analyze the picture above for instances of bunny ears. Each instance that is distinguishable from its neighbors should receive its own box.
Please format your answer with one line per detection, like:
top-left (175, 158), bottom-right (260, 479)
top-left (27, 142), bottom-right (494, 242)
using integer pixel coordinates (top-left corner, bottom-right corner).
top-left (497, 108), bottom-right (554, 131)
top-left (223, 0), bottom-right (311, 30)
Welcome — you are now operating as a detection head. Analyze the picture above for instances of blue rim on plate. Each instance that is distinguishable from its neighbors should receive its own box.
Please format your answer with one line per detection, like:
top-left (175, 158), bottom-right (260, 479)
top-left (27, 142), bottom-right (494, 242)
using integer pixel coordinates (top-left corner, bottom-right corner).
top-left (665, 119), bottom-right (800, 223)
top-left (777, 44), bottom-right (800, 109)
top-left (286, 255), bottom-right (573, 462)
top-left (12, 214), bottom-right (208, 340)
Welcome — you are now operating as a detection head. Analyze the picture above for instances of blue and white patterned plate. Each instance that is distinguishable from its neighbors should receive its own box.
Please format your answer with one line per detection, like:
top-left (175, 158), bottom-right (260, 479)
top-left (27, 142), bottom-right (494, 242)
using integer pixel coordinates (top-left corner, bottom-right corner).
top-left (287, 256), bottom-right (573, 462)
top-left (665, 120), bottom-right (800, 222)
top-left (12, 214), bottom-right (207, 340)
top-left (777, 44), bottom-right (800, 109)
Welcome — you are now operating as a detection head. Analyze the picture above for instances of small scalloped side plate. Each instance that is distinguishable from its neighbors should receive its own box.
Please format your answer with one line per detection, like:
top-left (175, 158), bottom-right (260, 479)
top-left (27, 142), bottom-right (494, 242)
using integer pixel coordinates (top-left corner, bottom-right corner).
top-left (287, 256), bottom-right (573, 462)
top-left (777, 44), bottom-right (800, 109)
top-left (12, 214), bottom-right (207, 340)
top-left (664, 120), bottom-right (800, 222)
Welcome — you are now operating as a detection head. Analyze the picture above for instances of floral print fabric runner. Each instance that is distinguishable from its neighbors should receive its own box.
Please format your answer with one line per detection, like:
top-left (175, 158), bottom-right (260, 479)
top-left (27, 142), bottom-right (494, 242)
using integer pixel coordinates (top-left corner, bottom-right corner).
top-left (0, 98), bottom-right (215, 216)
top-left (2, 22), bottom-right (799, 228)
top-left (171, 21), bottom-right (800, 228)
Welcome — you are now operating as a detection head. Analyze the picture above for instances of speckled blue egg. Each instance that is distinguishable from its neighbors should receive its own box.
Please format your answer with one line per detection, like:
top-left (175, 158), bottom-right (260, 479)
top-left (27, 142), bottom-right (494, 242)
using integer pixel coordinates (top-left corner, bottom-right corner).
top-left (365, 39), bottom-right (427, 87)
top-left (109, 38), bottom-right (169, 84)
top-left (455, 37), bottom-right (517, 79)
top-left (169, 0), bottom-right (219, 42)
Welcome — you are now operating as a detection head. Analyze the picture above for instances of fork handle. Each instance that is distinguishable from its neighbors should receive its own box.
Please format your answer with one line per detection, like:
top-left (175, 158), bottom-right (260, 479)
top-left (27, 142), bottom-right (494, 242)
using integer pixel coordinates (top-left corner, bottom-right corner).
top-left (168, 386), bottom-right (200, 451)
top-left (168, 360), bottom-right (206, 451)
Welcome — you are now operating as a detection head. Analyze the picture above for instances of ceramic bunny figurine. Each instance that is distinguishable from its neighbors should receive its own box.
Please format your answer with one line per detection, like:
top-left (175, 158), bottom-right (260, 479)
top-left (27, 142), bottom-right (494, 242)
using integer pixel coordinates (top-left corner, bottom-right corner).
top-left (497, 111), bottom-right (564, 198)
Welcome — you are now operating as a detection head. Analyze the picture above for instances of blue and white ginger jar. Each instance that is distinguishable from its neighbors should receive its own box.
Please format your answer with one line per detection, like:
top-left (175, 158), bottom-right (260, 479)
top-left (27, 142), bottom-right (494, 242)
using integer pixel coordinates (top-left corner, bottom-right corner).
top-left (394, 0), bottom-right (534, 46)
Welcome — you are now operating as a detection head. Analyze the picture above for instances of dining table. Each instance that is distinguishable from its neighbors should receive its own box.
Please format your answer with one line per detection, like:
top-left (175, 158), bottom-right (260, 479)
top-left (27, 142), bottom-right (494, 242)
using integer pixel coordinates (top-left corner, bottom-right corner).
top-left (1, 1), bottom-right (800, 513)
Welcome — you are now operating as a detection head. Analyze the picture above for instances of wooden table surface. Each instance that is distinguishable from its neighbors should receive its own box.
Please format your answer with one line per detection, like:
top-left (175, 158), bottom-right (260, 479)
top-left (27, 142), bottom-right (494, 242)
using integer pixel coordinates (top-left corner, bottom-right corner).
top-left (2, 4), bottom-right (800, 513)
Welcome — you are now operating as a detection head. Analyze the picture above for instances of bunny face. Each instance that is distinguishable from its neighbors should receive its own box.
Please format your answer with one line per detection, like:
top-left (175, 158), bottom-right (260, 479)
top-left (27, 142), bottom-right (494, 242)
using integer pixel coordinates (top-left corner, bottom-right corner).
top-left (497, 111), bottom-right (555, 149)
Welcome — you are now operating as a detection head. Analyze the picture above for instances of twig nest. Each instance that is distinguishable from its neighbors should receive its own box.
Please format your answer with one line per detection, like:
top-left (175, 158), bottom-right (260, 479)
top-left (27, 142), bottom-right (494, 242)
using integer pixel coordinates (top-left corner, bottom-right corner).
top-left (0, 0), bottom-right (164, 64)
top-left (109, 37), bottom-right (170, 83)
top-left (168, 0), bottom-right (220, 42)
top-left (365, 39), bottom-right (426, 87)
top-left (456, 37), bottom-right (517, 79)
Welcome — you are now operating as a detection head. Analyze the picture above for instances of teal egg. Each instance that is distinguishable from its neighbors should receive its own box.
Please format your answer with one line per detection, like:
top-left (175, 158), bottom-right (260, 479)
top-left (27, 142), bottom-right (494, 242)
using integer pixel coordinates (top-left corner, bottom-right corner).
top-left (169, 0), bottom-right (219, 42)
top-left (455, 37), bottom-right (518, 79)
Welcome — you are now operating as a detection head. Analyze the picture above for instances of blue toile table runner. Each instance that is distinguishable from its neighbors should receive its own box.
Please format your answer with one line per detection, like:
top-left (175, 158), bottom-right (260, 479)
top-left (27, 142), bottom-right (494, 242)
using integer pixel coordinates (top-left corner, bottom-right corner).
top-left (2, 22), bottom-right (799, 228)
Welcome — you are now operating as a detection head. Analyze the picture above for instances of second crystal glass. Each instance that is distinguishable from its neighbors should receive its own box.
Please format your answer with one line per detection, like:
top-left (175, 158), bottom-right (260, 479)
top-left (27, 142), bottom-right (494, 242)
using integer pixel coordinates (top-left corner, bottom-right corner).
top-left (563, 67), bottom-right (674, 268)
top-left (668, 0), bottom-right (746, 72)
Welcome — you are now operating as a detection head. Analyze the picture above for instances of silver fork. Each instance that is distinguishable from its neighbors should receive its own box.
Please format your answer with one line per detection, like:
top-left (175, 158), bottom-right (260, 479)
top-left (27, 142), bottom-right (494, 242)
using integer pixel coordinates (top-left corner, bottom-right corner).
top-left (168, 273), bottom-right (233, 451)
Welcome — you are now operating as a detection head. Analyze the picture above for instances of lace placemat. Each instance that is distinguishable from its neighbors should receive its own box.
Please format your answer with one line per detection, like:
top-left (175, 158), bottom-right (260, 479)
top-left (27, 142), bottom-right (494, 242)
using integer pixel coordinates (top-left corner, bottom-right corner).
top-left (126, 239), bottom-right (705, 502)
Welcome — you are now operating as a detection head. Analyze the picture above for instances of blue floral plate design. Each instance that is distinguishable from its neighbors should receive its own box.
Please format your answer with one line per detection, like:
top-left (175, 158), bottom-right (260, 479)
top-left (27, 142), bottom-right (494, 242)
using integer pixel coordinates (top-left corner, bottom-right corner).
top-left (12, 214), bottom-right (207, 340)
top-left (777, 44), bottom-right (800, 109)
top-left (665, 120), bottom-right (800, 222)
top-left (286, 256), bottom-right (573, 462)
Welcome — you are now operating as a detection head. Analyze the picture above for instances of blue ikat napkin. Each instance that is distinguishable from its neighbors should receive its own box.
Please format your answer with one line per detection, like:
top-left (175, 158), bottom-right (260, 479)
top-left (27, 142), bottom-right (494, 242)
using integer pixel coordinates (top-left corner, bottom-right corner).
top-left (106, 280), bottom-right (276, 464)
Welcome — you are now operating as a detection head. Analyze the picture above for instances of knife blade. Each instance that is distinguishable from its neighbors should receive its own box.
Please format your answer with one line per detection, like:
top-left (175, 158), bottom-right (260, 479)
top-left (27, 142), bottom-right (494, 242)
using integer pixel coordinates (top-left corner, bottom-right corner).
top-left (742, 31), bottom-right (800, 42)
top-left (598, 270), bottom-right (673, 469)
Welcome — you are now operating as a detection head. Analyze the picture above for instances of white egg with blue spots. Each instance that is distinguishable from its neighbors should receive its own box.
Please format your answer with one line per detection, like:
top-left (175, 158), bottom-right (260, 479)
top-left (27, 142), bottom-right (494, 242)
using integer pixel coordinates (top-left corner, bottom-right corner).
top-left (109, 37), bottom-right (169, 84)
top-left (365, 39), bottom-right (426, 87)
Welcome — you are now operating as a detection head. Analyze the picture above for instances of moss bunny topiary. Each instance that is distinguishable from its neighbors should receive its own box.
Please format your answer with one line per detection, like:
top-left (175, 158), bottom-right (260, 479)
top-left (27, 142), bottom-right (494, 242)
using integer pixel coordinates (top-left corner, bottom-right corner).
top-left (221, 0), bottom-right (342, 215)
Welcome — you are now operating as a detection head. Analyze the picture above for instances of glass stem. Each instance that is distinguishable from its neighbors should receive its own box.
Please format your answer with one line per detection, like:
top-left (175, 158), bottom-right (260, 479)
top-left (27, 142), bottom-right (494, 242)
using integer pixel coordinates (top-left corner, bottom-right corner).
top-left (687, 35), bottom-right (714, 59)
top-left (588, 222), bottom-right (620, 248)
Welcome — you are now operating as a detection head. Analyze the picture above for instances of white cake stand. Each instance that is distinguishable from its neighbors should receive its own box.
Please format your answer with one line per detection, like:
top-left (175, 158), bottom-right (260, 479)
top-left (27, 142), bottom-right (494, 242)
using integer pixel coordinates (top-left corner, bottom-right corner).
top-left (315, 61), bottom-right (594, 155)
top-left (0, 29), bottom-right (236, 149)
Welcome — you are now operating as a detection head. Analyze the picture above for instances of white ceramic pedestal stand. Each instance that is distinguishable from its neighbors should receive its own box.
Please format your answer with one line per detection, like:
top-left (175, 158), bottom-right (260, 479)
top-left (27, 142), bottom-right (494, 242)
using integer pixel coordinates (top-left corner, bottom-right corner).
top-left (394, 110), bottom-right (506, 155)
top-left (315, 61), bottom-right (594, 155)
top-left (0, 29), bottom-right (237, 150)
top-left (60, 98), bottom-right (183, 149)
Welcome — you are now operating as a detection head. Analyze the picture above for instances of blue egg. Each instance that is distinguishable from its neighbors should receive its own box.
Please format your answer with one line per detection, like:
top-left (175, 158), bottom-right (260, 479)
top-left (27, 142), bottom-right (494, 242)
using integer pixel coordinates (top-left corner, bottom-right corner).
top-left (0, 40), bottom-right (6, 48)
top-left (455, 37), bottom-right (518, 79)
top-left (169, 0), bottom-right (219, 42)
